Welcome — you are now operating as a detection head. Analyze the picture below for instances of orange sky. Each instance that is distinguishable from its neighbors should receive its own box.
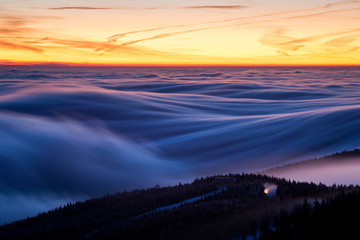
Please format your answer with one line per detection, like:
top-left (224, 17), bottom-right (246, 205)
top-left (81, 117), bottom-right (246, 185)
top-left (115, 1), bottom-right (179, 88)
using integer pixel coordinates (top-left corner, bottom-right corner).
top-left (1, 0), bottom-right (360, 65)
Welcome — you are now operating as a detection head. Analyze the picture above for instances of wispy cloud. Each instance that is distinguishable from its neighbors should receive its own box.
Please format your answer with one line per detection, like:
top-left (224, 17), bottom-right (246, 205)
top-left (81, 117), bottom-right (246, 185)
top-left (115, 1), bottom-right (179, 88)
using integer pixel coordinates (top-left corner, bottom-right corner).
top-left (0, 9), bottom-right (174, 58)
top-left (259, 28), bottom-right (360, 56)
top-left (48, 7), bottom-right (115, 10)
top-left (259, 29), bottom-right (301, 56)
top-left (275, 7), bottom-right (360, 21)
top-left (0, 40), bottom-right (43, 53)
top-left (120, 28), bottom-right (212, 46)
top-left (47, 5), bottom-right (248, 11)
top-left (0, 10), bottom-right (61, 34)
top-left (1, 0), bottom-right (360, 63)
top-left (103, 0), bottom-right (360, 48)
top-left (0, 15), bottom-right (36, 34)
top-left (184, 5), bottom-right (247, 9)
top-left (323, 35), bottom-right (360, 53)
top-left (325, 0), bottom-right (360, 8)
top-left (107, 27), bottom-right (175, 43)
top-left (103, 3), bottom-right (360, 50)
top-left (22, 37), bottom-right (160, 55)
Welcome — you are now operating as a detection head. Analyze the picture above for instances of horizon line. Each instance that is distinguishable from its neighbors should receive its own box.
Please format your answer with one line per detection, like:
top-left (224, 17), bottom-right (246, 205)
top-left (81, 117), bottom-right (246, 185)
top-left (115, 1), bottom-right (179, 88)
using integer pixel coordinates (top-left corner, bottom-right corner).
top-left (1, 61), bottom-right (359, 68)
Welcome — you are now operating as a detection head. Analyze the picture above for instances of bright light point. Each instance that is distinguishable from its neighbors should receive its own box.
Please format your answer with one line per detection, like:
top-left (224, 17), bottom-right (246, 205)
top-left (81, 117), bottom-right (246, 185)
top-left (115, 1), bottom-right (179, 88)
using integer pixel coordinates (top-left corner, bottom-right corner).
top-left (264, 183), bottom-right (277, 197)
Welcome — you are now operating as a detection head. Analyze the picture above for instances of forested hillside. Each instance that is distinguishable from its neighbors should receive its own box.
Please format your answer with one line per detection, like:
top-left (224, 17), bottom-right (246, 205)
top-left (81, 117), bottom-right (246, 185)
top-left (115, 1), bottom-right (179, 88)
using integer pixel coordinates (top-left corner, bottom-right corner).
top-left (258, 190), bottom-right (360, 240)
top-left (1, 172), bottom-right (353, 240)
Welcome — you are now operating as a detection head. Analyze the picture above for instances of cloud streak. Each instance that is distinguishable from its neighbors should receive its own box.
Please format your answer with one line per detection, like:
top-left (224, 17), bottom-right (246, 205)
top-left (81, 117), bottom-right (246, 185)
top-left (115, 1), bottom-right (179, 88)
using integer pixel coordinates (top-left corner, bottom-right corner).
top-left (101, 1), bottom-right (360, 50)
top-left (103, 6), bottom-right (360, 51)
top-left (184, 5), bottom-right (247, 9)
top-left (0, 8), bottom-right (182, 58)
top-left (1, 0), bottom-right (360, 64)
top-left (120, 28), bottom-right (213, 46)
top-left (323, 35), bottom-right (360, 53)
top-left (259, 28), bottom-right (360, 56)
top-left (48, 7), bottom-right (115, 10)
top-left (47, 5), bottom-right (247, 11)
top-left (0, 40), bottom-right (43, 53)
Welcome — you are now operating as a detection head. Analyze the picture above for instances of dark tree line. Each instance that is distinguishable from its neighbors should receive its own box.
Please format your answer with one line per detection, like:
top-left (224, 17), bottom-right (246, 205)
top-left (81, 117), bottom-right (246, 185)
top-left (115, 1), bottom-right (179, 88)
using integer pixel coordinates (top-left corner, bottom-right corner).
top-left (0, 173), bottom-right (354, 240)
top-left (258, 189), bottom-right (360, 240)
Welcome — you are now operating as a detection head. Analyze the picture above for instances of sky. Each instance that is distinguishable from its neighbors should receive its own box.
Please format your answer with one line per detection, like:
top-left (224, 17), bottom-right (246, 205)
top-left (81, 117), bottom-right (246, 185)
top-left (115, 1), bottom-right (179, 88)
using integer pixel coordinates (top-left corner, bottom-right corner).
top-left (0, 0), bottom-right (360, 65)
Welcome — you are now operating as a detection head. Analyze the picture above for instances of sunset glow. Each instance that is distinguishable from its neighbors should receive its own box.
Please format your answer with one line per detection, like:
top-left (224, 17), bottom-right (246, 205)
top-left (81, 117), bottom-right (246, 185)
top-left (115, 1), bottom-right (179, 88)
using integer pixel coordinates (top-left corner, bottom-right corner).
top-left (1, 0), bottom-right (359, 65)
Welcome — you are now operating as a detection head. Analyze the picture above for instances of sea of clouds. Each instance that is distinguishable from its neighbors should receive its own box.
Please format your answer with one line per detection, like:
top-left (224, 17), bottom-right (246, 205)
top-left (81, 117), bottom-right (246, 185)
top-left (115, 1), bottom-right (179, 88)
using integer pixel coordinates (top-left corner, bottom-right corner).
top-left (1, 66), bottom-right (360, 223)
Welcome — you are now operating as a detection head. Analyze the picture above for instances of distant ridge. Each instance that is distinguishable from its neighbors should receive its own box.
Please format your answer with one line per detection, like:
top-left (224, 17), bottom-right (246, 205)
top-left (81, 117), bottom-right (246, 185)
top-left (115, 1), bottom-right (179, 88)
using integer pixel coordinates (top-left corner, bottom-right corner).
top-left (264, 149), bottom-right (360, 171)
top-left (262, 149), bottom-right (360, 186)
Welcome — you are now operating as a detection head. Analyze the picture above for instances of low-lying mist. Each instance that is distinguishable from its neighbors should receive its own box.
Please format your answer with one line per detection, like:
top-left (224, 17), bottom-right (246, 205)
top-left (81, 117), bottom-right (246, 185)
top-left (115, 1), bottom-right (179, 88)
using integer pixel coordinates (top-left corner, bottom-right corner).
top-left (1, 66), bottom-right (360, 223)
top-left (264, 157), bottom-right (360, 186)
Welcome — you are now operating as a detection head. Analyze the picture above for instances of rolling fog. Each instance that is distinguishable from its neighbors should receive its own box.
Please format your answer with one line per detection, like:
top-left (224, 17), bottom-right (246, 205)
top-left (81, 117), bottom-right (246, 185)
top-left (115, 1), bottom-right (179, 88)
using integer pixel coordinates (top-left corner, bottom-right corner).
top-left (1, 66), bottom-right (360, 223)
